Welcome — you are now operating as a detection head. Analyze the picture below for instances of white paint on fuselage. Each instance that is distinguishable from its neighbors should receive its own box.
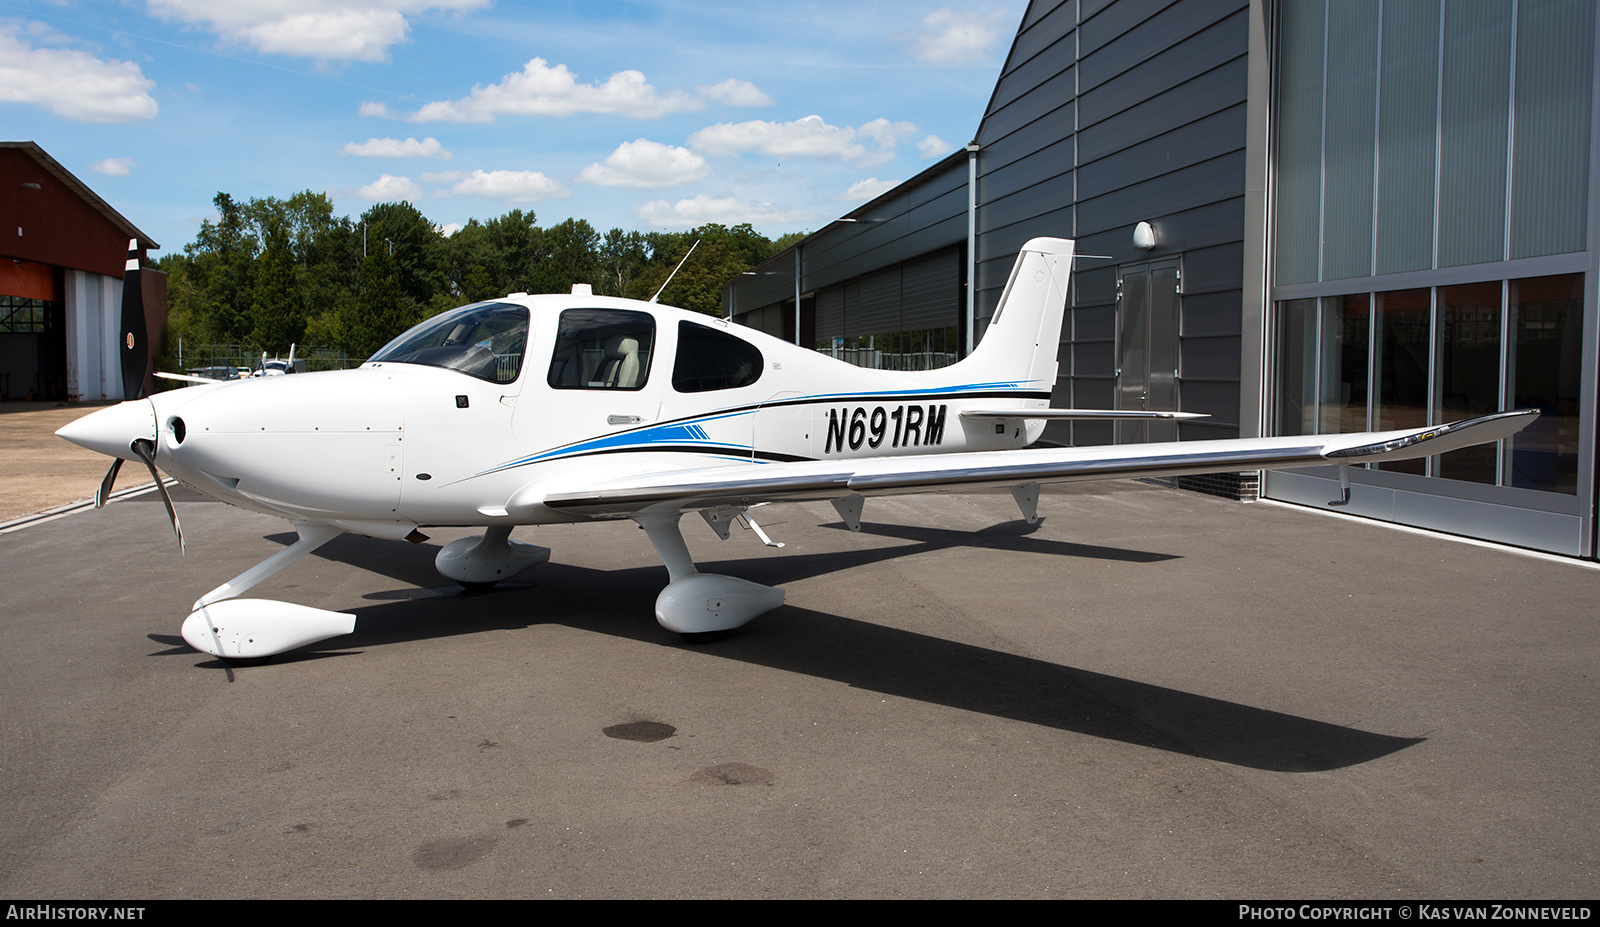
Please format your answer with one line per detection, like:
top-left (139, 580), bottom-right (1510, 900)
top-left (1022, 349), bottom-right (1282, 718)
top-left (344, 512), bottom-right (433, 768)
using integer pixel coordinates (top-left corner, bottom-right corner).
top-left (145, 293), bottom-right (1053, 533)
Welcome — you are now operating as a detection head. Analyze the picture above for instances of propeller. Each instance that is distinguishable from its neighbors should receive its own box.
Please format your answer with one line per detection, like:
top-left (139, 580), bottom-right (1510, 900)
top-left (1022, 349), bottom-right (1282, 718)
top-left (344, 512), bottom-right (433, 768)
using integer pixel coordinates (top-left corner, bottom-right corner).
top-left (119, 238), bottom-right (146, 402)
top-left (132, 438), bottom-right (184, 553)
top-left (94, 457), bottom-right (124, 508)
top-left (87, 239), bottom-right (182, 553)
top-left (94, 239), bottom-right (147, 511)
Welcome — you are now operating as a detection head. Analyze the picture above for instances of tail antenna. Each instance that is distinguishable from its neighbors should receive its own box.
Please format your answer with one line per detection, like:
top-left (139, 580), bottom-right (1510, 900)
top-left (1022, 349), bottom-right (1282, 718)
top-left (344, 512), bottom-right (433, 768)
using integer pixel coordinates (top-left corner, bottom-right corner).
top-left (649, 239), bottom-right (701, 304)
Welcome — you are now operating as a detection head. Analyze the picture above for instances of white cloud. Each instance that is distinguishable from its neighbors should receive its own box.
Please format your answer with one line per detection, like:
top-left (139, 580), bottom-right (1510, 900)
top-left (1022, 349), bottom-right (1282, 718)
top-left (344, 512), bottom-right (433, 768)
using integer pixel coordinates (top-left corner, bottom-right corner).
top-left (358, 100), bottom-right (395, 118)
top-left (356, 173), bottom-right (423, 201)
top-left (340, 136), bottom-right (452, 158)
top-left (0, 23), bottom-right (157, 122)
top-left (147, 1), bottom-right (490, 64)
top-left (408, 58), bottom-right (699, 122)
top-left (437, 222), bottom-right (462, 236)
top-left (447, 169), bottom-right (569, 202)
top-left (688, 115), bottom-right (917, 165)
top-left (901, 8), bottom-right (1009, 66)
top-left (89, 157), bottom-right (136, 176)
top-left (839, 178), bottom-right (898, 201)
top-left (636, 194), bottom-right (811, 229)
top-left (576, 139), bottom-right (709, 189)
top-left (698, 78), bottom-right (773, 107)
top-left (918, 134), bottom-right (954, 158)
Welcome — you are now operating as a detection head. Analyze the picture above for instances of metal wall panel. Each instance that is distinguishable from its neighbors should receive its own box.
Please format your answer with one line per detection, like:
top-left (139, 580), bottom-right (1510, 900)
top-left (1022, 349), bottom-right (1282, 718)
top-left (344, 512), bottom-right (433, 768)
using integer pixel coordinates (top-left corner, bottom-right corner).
top-left (990, 34), bottom-right (1075, 116)
top-left (1077, 152), bottom-right (1245, 235)
top-left (900, 251), bottom-right (960, 329)
top-left (1081, 0), bottom-right (1242, 87)
top-left (1077, 105), bottom-right (1247, 199)
top-left (1078, 57), bottom-right (1249, 161)
top-left (1180, 290), bottom-right (1243, 337)
top-left (1010, 0), bottom-right (1080, 65)
top-left (1078, 10), bottom-right (1248, 120)
top-left (980, 110), bottom-right (1076, 177)
top-left (983, 67), bottom-right (1078, 143)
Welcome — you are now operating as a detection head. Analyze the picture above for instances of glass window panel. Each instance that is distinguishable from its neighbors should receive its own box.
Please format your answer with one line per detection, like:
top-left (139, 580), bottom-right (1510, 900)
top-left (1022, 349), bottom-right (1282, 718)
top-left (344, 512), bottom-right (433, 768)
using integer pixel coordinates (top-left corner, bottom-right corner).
top-left (1509, 0), bottom-right (1594, 259)
top-left (547, 308), bottom-right (655, 391)
top-left (1375, 288), bottom-right (1431, 473)
top-left (1508, 274), bottom-right (1584, 492)
top-left (1319, 294), bottom-right (1371, 434)
top-left (1273, 0), bottom-right (1326, 285)
top-left (1375, 0), bottom-right (1441, 275)
top-left (673, 321), bottom-right (763, 392)
top-left (1435, 281), bottom-right (1503, 483)
top-left (1437, 0), bottom-right (1512, 268)
top-left (1274, 299), bottom-right (1318, 437)
top-left (370, 301), bottom-right (528, 383)
top-left (1322, 1), bottom-right (1379, 281)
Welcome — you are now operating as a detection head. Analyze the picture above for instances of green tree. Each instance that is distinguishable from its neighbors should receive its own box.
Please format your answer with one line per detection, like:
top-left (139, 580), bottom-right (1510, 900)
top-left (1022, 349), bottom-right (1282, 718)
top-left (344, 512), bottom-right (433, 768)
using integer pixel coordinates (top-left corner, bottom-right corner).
top-left (532, 218), bottom-right (600, 293)
top-left (185, 192), bottom-right (258, 343)
top-left (360, 202), bottom-right (445, 310)
top-left (336, 246), bottom-right (416, 360)
top-left (247, 219), bottom-right (300, 352)
top-left (598, 228), bottom-right (648, 297)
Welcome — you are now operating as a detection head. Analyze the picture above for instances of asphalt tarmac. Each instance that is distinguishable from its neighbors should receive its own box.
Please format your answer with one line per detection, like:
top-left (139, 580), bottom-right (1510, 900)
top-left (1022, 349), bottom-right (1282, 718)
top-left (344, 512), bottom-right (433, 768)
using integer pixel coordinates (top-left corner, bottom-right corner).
top-left (2, 408), bottom-right (1596, 898)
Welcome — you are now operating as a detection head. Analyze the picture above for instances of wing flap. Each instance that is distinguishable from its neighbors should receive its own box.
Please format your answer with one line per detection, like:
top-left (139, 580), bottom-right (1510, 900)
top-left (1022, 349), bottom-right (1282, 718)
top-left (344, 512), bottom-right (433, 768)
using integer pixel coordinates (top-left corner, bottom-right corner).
top-left (537, 409), bottom-right (1538, 518)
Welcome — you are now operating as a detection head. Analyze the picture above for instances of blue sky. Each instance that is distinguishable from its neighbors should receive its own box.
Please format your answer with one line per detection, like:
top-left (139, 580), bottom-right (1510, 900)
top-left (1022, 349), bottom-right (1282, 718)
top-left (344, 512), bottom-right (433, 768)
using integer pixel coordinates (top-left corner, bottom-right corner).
top-left (1, 0), bottom-right (1027, 256)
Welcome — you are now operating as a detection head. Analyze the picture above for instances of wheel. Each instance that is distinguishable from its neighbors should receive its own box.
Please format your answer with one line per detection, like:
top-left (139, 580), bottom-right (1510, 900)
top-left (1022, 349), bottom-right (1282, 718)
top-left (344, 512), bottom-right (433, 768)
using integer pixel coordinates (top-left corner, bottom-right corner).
top-left (220, 655), bottom-right (272, 667)
top-left (679, 630), bottom-right (729, 644)
top-left (457, 580), bottom-right (498, 593)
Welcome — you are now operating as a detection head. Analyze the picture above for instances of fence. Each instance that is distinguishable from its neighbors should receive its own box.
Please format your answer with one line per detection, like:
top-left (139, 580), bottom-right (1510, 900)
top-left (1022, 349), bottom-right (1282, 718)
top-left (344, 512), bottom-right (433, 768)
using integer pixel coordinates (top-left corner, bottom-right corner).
top-left (177, 344), bottom-right (357, 377)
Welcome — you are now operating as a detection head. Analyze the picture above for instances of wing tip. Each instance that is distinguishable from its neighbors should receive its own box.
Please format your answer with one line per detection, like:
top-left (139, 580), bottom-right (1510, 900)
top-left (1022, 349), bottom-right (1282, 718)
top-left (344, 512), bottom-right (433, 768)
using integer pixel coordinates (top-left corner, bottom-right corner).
top-left (1326, 408), bottom-right (1539, 460)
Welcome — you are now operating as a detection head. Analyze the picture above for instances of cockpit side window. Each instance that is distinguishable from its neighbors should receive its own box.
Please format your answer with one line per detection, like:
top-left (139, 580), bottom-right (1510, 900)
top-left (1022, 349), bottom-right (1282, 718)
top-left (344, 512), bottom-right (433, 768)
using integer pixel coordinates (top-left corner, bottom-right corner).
top-left (672, 320), bottom-right (764, 392)
top-left (369, 301), bottom-right (528, 383)
top-left (547, 308), bottom-right (656, 390)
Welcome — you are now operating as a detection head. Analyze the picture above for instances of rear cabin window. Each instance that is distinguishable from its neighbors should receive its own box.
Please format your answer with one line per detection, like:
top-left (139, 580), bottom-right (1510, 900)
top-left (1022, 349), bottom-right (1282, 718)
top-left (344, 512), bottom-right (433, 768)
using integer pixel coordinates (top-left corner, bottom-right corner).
top-left (547, 308), bottom-right (656, 390)
top-left (672, 321), bottom-right (764, 392)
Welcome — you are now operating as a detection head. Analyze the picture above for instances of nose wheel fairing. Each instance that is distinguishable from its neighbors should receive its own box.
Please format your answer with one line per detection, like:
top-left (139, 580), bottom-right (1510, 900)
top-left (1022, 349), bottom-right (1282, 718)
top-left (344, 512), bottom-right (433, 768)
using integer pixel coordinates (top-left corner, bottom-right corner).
top-left (181, 522), bottom-right (354, 660)
top-left (183, 599), bottom-right (356, 660)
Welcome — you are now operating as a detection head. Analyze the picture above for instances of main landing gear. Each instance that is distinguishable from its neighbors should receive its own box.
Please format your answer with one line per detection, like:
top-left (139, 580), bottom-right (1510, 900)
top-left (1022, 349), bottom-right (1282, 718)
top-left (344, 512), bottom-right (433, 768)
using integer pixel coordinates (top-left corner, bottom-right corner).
top-left (177, 514), bottom-right (780, 661)
top-left (634, 512), bottom-right (785, 641)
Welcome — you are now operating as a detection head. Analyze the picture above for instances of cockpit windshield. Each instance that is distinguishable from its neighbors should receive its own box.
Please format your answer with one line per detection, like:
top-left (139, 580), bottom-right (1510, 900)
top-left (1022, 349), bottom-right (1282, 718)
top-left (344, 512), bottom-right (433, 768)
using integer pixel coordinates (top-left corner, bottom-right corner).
top-left (369, 301), bottom-right (529, 383)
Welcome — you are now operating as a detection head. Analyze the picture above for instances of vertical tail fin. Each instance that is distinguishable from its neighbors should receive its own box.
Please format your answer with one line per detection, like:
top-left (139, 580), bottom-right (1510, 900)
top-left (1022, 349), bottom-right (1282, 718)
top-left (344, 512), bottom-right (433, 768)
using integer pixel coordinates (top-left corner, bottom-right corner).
top-left (955, 237), bottom-right (1073, 388)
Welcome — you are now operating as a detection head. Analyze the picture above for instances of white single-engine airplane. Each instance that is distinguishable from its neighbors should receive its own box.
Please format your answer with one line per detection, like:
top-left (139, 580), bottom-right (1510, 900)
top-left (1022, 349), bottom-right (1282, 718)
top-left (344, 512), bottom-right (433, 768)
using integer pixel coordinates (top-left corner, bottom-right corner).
top-left (61, 238), bottom-right (1535, 662)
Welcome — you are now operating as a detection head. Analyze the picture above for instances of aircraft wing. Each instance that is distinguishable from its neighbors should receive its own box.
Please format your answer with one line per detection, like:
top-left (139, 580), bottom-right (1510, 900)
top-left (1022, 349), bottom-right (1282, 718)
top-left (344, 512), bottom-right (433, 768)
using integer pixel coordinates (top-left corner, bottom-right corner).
top-left (535, 409), bottom-right (1538, 518)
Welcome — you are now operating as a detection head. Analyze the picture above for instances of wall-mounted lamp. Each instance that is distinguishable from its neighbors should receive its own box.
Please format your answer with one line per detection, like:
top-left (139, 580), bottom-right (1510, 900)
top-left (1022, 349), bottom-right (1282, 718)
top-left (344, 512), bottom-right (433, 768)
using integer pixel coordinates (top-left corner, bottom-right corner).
top-left (20, 182), bottom-right (41, 190)
top-left (1133, 221), bottom-right (1156, 251)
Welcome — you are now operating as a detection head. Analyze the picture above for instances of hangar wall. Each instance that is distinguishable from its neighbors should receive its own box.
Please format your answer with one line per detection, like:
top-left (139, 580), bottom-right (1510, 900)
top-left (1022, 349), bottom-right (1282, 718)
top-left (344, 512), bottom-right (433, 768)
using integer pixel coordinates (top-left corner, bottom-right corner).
top-left (0, 142), bottom-right (162, 402)
top-left (720, 0), bottom-right (1600, 556)
top-left (971, 0), bottom-right (1251, 447)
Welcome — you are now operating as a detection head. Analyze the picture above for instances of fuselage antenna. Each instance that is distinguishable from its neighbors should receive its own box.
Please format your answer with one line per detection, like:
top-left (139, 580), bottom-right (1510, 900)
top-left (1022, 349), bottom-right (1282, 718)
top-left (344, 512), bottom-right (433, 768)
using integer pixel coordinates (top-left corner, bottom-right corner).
top-left (650, 239), bottom-right (701, 304)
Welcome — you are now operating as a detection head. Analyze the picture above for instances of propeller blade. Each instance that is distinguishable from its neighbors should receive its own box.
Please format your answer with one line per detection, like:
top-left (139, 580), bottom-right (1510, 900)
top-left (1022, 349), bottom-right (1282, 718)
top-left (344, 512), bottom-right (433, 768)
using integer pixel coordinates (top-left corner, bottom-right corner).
top-left (131, 438), bottom-right (184, 554)
top-left (94, 457), bottom-right (124, 508)
top-left (119, 238), bottom-right (147, 401)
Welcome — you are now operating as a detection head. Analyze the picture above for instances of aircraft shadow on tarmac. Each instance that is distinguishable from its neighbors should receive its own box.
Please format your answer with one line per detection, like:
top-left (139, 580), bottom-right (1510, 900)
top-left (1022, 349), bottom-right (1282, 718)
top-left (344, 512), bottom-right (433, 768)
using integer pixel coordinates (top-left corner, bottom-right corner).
top-left (147, 524), bottom-right (1420, 775)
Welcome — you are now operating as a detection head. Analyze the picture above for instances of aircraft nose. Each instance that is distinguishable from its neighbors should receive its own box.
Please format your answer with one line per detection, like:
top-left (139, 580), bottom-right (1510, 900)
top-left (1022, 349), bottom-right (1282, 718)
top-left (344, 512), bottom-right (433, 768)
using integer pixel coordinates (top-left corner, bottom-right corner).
top-left (55, 399), bottom-right (156, 461)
